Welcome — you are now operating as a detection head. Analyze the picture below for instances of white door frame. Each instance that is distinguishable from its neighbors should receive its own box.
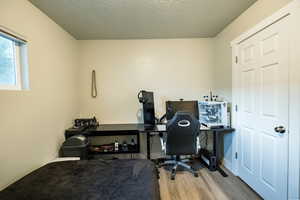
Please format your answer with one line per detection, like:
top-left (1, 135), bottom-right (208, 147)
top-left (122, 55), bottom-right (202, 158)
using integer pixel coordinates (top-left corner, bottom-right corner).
top-left (231, 1), bottom-right (300, 199)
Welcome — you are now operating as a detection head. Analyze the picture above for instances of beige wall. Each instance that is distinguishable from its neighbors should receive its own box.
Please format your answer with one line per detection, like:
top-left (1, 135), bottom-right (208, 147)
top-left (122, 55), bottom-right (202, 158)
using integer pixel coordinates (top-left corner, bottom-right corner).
top-left (0, 0), bottom-right (79, 190)
top-left (214, 0), bottom-right (292, 101)
top-left (78, 39), bottom-right (214, 123)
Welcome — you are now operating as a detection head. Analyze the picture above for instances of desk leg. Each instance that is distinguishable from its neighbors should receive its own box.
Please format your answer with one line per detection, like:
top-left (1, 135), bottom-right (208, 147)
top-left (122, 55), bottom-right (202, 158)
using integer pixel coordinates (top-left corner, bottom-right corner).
top-left (212, 131), bottom-right (217, 168)
top-left (147, 132), bottom-right (151, 160)
top-left (213, 131), bottom-right (228, 177)
top-left (137, 132), bottom-right (140, 154)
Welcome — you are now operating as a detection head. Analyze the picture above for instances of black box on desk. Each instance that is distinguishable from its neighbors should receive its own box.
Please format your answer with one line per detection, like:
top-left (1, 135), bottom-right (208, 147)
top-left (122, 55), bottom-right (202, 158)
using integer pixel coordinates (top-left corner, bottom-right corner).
top-left (60, 135), bottom-right (90, 160)
top-left (65, 126), bottom-right (87, 139)
top-left (141, 91), bottom-right (156, 125)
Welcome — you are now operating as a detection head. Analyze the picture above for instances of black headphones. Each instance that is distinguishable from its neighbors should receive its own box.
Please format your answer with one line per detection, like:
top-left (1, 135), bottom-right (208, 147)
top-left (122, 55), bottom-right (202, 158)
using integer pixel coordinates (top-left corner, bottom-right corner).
top-left (138, 90), bottom-right (147, 104)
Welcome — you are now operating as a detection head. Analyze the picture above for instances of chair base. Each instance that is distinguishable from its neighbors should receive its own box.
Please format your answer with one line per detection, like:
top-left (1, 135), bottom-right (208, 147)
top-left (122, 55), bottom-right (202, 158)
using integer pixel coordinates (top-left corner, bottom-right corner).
top-left (158, 158), bottom-right (198, 180)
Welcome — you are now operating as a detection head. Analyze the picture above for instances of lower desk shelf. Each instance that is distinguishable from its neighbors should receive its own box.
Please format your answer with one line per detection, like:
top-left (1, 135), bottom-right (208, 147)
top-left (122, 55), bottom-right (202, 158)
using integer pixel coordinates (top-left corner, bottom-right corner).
top-left (90, 144), bottom-right (140, 155)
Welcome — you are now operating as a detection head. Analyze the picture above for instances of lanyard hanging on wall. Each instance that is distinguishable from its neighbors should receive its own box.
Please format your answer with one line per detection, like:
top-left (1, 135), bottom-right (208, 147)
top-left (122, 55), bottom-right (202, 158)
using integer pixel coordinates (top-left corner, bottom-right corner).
top-left (91, 70), bottom-right (97, 98)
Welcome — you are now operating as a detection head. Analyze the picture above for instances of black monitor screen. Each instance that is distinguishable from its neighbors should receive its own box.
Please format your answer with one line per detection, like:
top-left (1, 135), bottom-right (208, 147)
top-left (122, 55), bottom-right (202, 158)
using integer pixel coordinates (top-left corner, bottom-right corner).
top-left (166, 101), bottom-right (199, 120)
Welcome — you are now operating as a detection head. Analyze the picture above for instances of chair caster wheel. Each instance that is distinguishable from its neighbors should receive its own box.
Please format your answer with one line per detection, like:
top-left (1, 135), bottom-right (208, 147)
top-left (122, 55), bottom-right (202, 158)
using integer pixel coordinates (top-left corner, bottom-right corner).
top-left (194, 173), bottom-right (199, 177)
top-left (171, 175), bottom-right (175, 180)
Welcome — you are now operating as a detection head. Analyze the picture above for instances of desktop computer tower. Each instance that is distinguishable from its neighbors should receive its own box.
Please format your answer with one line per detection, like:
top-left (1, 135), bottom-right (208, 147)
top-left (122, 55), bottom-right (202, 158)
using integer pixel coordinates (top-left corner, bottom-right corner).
top-left (140, 91), bottom-right (156, 125)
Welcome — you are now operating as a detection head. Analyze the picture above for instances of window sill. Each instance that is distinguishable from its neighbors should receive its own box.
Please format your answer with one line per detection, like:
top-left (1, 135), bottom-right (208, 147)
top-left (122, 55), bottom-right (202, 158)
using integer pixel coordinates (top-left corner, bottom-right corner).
top-left (0, 85), bottom-right (22, 91)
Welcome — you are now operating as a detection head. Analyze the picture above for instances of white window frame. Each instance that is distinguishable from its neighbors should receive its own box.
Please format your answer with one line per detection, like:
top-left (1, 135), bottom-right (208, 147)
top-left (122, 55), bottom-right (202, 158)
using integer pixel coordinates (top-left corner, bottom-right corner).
top-left (0, 40), bottom-right (22, 90)
top-left (0, 26), bottom-right (29, 91)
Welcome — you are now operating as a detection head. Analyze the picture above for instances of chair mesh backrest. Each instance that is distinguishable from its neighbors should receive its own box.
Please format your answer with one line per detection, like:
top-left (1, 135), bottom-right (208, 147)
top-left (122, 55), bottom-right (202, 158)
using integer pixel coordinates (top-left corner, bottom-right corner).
top-left (166, 112), bottom-right (200, 155)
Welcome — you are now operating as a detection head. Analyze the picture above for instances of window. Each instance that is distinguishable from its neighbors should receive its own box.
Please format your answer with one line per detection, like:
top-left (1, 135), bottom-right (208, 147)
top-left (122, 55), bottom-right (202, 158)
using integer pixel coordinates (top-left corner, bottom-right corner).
top-left (0, 28), bottom-right (28, 90)
top-left (0, 36), bottom-right (19, 88)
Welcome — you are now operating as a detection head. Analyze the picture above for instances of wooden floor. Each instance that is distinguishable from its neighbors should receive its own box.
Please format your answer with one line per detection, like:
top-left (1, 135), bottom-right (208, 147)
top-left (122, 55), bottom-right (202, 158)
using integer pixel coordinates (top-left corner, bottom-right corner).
top-left (159, 167), bottom-right (262, 200)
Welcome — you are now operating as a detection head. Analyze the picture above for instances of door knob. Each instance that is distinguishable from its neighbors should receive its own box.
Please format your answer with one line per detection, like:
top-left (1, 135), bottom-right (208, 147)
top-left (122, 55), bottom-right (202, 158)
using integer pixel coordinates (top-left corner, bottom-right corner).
top-left (274, 126), bottom-right (286, 133)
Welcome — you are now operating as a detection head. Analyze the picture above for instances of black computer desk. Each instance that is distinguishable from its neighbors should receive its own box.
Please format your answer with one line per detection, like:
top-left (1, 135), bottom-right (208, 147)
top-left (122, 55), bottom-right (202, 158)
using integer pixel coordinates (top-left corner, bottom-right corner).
top-left (66, 123), bottom-right (234, 177)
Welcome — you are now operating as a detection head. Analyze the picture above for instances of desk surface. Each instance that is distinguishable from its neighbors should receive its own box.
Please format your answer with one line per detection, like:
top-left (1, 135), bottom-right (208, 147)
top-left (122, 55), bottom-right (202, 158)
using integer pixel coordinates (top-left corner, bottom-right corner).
top-left (87, 123), bottom-right (234, 133)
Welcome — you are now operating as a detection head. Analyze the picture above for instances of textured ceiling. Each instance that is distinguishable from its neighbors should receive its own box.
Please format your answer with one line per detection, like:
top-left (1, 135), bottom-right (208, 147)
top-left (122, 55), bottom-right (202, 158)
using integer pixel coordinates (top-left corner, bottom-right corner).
top-left (29, 0), bottom-right (257, 40)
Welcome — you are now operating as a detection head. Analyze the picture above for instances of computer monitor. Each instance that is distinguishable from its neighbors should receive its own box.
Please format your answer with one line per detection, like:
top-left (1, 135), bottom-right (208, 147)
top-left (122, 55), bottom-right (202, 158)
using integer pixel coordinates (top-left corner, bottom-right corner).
top-left (166, 101), bottom-right (199, 120)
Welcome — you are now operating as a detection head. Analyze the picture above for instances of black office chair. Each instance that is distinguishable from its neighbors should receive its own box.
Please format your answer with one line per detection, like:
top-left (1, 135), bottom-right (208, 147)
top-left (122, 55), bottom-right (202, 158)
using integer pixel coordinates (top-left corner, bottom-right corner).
top-left (159, 112), bottom-right (200, 180)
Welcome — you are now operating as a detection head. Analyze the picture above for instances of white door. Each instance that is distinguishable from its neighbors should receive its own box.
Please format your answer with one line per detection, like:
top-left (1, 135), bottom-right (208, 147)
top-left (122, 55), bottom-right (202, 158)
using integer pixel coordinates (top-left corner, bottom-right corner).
top-left (237, 16), bottom-right (290, 200)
